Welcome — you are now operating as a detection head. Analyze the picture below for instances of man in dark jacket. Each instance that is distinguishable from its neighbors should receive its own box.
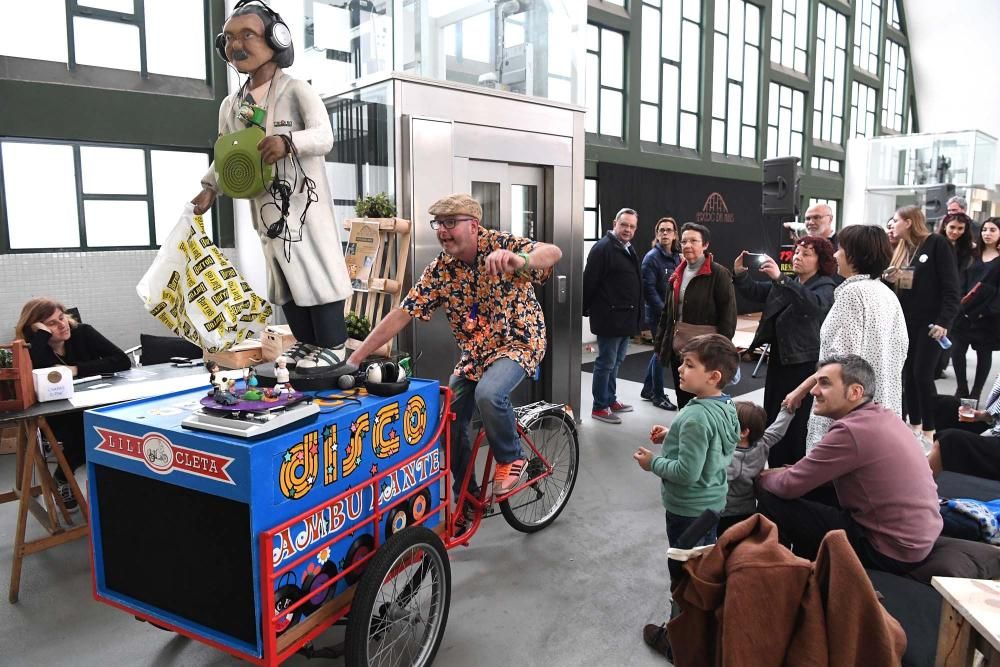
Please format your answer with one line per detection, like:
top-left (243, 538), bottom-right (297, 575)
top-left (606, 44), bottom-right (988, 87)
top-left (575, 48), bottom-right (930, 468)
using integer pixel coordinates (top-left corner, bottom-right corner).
top-left (583, 208), bottom-right (643, 424)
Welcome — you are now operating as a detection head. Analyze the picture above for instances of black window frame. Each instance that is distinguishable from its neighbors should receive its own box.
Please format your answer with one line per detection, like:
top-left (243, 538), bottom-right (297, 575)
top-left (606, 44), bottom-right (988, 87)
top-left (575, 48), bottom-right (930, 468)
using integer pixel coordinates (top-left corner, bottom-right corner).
top-left (0, 137), bottom-right (218, 254)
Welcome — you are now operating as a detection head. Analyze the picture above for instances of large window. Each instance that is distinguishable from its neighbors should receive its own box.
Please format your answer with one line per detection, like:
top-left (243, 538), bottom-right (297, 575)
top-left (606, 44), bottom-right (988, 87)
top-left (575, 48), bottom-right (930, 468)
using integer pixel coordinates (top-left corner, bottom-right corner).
top-left (810, 156), bottom-right (841, 173)
top-left (888, 0), bottom-right (902, 31)
top-left (585, 24), bottom-right (626, 138)
top-left (639, 0), bottom-right (702, 149)
top-left (881, 40), bottom-right (907, 132)
top-left (766, 82), bottom-right (805, 159)
top-left (1, 139), bottom-right (213, 252)
top-left (850, 81), bottom-right (878, 138)
top-left (711, 0), bottom-right (761, 159)
top-left (770, 0), bottom-right (808, 73)
top-left (852, 0), bottom-right (881, 75)
top-left (0, 1), bottom-right (208, 80)
top-left (812, 4), bottom-right (846, 145)
top-left (584, 177), bottom-right (601, 241)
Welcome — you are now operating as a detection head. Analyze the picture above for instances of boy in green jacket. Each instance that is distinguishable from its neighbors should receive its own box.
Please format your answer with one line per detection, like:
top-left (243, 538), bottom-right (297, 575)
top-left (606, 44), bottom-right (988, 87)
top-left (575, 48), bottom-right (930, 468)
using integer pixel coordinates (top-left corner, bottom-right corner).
top-left (633, 333), bottom-right (740, 547)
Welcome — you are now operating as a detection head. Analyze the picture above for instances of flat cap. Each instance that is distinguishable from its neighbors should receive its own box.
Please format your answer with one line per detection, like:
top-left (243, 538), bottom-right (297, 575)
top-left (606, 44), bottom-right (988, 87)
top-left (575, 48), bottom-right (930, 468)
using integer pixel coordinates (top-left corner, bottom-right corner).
top-left (428, 193), bottom-right (482, 221)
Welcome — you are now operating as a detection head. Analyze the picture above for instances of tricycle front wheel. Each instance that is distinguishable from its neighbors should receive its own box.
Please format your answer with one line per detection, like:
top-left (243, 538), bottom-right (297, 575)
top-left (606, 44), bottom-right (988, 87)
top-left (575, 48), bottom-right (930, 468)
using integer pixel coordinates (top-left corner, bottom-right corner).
top-left (344, 526), bottom-right (451, 667)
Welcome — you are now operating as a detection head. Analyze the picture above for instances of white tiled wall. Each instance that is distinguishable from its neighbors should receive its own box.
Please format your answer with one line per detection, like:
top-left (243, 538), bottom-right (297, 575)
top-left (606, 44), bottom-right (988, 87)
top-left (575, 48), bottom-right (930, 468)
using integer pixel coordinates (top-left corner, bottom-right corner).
top-left (0, 248), bottom-right (247, 351)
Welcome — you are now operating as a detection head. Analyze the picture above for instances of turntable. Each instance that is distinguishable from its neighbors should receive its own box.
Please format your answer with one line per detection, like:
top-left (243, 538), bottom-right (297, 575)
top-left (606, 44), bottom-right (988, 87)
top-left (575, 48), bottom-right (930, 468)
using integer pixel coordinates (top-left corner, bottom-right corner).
top-left (182, 390), bottom-right (319, 438)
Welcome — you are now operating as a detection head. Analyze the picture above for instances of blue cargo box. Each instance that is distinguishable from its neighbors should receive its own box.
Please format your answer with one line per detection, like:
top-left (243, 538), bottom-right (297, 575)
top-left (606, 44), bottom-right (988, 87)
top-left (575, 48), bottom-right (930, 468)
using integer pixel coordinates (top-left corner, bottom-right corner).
top-left (85, 378), bottom-right (442, 660)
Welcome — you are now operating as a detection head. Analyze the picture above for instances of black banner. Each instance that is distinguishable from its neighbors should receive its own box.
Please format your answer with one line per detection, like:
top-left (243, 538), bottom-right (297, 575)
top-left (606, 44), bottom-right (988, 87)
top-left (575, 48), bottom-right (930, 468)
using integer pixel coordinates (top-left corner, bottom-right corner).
top-left (596, 163), bottom-right (787, 312)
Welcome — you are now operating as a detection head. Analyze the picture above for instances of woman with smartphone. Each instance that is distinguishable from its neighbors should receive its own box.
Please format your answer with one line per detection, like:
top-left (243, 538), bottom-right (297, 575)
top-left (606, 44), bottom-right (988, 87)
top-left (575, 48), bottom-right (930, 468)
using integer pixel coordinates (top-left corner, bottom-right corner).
top-left (885, 205), bottom-right (961, 446)
top-left (732, 237), bottom-right (837, 466)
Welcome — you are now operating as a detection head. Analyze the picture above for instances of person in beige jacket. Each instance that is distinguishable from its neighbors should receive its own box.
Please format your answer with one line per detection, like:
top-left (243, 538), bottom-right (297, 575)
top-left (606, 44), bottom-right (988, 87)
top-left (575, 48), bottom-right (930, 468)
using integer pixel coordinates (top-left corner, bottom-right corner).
top-left (192, 1), bottom-right (353, 375)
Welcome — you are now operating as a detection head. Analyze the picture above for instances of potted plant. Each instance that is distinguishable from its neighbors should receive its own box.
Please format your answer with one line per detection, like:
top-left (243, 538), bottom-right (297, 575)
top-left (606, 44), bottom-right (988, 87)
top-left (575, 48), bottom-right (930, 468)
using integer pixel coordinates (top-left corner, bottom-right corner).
top-left (345, 312), bottom-right (372, 340)
top-left (355, 193), bottom-right (397, 219)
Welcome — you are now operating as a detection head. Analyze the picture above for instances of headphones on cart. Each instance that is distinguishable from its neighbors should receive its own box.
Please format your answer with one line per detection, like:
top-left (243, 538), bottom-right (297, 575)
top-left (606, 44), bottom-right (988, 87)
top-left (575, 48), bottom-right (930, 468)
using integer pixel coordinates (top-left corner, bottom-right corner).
top-left (337, 360), bottom-right (410, 396)
top-left (215, 0), bottom-right (294, 68)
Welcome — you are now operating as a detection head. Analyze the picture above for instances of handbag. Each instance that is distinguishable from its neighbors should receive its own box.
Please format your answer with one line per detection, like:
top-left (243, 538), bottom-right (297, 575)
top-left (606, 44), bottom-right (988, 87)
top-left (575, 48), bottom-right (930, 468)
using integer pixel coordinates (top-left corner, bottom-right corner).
top-left (136, 204), bottom-right (272, 353)
top-left (672, 321), bottom-right (718, 354)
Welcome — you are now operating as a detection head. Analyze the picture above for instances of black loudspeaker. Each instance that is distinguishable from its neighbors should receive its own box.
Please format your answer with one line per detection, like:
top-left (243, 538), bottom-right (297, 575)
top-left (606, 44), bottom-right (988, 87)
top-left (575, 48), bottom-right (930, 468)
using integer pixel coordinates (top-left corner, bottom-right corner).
top-left (93, 465), bottom-right (257, 645)
top-left (925, 183), bottom-right (956, 220)
top-left (762, 156), bottom-right (801, 216)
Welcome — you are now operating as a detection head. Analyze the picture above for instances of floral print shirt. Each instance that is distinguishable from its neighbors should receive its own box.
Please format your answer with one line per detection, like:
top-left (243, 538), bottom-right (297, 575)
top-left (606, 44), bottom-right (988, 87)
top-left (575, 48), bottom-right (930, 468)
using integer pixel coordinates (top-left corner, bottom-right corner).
top-left (400, 227), bottom-right (551, 381)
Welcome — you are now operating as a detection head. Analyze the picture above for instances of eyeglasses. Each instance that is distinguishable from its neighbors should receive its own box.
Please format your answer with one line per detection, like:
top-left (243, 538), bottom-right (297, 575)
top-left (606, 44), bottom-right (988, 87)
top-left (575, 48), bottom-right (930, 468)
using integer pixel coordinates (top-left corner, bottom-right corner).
top-left (429, 217), bottom-right (476, 230)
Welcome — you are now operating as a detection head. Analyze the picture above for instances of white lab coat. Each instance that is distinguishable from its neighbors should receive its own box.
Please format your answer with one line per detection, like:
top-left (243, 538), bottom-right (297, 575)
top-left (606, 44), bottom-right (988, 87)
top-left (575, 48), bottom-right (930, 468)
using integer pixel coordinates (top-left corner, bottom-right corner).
top-left (202, 69), bottom-right (352, 307)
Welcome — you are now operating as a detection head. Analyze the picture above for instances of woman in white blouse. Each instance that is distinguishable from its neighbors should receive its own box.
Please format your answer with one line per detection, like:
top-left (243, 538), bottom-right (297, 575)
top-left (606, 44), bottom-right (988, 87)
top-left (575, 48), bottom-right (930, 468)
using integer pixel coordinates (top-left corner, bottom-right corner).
top-left (785, 225), bottom-right (909, 449)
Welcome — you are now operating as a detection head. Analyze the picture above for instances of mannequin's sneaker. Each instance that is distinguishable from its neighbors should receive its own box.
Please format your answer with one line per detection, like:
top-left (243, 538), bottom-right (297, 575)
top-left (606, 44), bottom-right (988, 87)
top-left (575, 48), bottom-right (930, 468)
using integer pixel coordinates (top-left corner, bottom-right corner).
top-left (278, 342), bottom-right (318, 368)
top-left (297, 345), bottom-right (349, 374)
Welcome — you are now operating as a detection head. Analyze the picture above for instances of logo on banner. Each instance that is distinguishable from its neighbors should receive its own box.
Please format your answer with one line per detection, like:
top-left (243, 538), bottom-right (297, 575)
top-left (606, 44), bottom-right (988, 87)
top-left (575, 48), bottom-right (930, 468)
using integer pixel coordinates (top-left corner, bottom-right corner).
top-left (95, 428), bottom-right (235, 484)
top-left (695, 192), bottom-right (736, 224)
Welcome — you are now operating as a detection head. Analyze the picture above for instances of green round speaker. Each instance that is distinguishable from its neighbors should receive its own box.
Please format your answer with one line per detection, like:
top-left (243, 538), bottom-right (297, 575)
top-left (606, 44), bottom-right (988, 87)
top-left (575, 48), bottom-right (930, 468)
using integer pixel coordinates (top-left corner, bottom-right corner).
top-left (213, 127), bottom-right (273, 199)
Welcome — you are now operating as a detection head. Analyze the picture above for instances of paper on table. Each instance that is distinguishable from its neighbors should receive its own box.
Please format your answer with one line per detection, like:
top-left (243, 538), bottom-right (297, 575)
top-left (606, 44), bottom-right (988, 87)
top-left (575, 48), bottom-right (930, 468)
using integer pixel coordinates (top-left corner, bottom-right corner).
top-left (69, 372), bottom-right (215, 409)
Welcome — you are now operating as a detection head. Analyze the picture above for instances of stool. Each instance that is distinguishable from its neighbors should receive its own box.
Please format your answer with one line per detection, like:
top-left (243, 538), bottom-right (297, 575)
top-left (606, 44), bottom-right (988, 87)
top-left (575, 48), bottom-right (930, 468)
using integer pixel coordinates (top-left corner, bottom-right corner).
top-left (0, 415), bottom-right (89, 602)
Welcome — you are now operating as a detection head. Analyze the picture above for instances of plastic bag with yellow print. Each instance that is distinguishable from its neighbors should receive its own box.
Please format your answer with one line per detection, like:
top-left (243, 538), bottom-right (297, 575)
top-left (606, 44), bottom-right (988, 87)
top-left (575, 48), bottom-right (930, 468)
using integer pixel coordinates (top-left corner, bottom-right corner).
top-left (136, 203), bottom-right (272, 353)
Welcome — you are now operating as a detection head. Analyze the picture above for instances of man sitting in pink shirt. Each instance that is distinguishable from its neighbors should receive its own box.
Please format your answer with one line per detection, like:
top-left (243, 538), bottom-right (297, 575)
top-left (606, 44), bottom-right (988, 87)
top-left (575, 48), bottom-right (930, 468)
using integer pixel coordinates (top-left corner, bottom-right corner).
top-left (758, 354), bottom-right (942, 575)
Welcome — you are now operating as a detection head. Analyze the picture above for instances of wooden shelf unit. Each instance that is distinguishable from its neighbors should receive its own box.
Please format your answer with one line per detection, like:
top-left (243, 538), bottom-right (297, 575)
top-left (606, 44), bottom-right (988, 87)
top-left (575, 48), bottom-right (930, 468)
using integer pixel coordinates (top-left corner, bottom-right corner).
top-left (342, 217), bottom-right (411, 357)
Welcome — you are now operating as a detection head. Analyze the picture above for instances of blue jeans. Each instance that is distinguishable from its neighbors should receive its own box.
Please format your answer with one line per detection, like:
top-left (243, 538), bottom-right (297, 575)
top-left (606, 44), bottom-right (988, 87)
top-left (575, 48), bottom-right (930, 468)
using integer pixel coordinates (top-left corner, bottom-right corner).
top-left (665, 511), bottom-right (718, 548)
top-left (642, 353), bottom-right (666, 399)
top-left (592, 335), bottom-right (629, 410)
top-left (448, 358), bottom-right (526, 496)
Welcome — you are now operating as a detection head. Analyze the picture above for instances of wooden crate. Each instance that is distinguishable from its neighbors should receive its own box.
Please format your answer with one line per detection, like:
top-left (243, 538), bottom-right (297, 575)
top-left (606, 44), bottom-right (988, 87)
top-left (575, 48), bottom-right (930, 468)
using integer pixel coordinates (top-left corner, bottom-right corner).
top-left (0, 340), bottom-right (36, 413)
top-left (342, 217), bottom-right (411, 357)
top-left (205, 340), bottom-right (264, 370)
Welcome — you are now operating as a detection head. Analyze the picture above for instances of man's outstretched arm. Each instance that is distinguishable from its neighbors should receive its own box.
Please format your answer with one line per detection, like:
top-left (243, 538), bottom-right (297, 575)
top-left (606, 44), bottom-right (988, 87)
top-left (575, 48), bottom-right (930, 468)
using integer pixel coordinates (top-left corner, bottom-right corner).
top-left (347, 308), bottom-right (412, 367)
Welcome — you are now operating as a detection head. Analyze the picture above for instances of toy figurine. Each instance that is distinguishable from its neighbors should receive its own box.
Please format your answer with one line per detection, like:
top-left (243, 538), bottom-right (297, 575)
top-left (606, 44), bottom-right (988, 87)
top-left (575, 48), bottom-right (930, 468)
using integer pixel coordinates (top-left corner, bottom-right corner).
top-left (206, 361), bottom-right (222, 395)
top-left (213, 377), bottom-right (240, 405)
top-left (247, 366), bottom-right (259, 388)
top-left (275, 358), bottom-right (290, 385)
top-left (242, 388), bottom-right (263, 401)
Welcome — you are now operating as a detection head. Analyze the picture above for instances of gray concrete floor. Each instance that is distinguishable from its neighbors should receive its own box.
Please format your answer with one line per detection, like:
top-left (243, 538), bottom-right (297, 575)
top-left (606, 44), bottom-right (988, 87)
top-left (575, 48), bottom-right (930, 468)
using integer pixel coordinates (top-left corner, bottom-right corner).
top-left (0, 346), bottom-right (995, 666)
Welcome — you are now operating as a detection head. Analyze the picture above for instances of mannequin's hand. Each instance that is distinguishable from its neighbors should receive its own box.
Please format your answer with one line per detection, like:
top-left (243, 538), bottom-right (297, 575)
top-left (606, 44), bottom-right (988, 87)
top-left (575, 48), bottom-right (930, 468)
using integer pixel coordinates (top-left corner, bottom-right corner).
top-left (191, 188), bottom-right (216, 216)
top-left (258, 135), bottom-right (289, 165)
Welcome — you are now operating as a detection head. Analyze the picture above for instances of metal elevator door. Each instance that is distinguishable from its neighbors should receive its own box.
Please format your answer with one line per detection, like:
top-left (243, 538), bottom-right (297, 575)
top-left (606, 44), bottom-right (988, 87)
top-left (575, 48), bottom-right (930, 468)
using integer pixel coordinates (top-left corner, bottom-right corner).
top-left (467, 160), bottom-right (548, 406)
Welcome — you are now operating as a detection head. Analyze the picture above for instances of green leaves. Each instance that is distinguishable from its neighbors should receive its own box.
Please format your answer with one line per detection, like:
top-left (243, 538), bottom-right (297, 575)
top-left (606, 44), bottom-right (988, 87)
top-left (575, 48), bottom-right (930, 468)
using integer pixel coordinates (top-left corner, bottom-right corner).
top-left (355, 193), bottom-right (397, 219)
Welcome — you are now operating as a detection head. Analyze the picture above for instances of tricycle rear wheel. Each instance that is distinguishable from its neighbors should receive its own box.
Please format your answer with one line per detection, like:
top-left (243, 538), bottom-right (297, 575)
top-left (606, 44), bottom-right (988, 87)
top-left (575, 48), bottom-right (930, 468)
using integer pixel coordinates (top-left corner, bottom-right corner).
top-left (500, 409), bottom-right (579, 532)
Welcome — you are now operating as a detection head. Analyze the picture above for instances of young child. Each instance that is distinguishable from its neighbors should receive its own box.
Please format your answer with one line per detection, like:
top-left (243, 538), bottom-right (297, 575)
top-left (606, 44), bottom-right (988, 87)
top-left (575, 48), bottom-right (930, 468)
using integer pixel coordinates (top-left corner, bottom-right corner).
top-left (717, 402), bottom-right (794, 535)
top-left (633, 333), bottom-right (741, 547)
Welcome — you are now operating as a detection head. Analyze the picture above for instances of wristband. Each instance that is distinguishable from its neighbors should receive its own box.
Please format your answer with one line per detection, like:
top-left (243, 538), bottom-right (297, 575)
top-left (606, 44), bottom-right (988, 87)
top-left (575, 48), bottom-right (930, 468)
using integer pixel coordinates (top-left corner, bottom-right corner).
top-left (516, 251), bottom-right (531, 275)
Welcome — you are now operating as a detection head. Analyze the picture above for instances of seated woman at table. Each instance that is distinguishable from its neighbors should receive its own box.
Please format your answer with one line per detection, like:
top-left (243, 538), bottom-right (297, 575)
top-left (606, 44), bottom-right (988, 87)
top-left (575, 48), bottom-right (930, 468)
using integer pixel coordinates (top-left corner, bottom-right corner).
top-left (15, 297), bottom-right (130, 510)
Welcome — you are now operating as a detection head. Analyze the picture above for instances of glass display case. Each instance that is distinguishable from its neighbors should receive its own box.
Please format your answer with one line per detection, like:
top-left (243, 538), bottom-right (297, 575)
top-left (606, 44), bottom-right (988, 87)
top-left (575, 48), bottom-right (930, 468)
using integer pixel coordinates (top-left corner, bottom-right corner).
top-left (846, 130), bottom-right (999, 230)
top-left (866, 130), bottom-right (997, 192)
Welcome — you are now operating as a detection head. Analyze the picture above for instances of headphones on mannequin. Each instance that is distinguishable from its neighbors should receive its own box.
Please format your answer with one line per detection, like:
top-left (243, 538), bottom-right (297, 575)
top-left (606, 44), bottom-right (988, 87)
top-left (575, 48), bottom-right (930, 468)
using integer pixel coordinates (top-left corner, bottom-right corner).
top-left (215, 0), bottom-right (294, 68)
